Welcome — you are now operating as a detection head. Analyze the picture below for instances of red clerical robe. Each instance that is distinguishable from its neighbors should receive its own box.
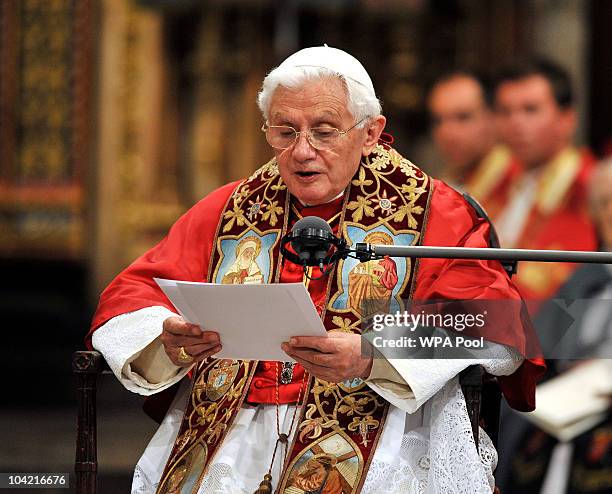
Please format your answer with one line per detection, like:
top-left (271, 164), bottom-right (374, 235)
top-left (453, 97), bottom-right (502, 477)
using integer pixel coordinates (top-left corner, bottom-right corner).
top-left (492, 148), bottom-right (598, 303)
top-left (89, 177), bottom-right (544, 418)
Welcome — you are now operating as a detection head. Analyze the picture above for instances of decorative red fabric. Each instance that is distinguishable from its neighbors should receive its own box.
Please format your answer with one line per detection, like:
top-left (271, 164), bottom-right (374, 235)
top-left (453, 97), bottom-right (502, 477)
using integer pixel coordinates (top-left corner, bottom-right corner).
top-left (246, 361), bottom-right (306, 404)
top-left (378, 257), bottom-right (399, 290)
top-left (88, 176), bottom-right (545, 415)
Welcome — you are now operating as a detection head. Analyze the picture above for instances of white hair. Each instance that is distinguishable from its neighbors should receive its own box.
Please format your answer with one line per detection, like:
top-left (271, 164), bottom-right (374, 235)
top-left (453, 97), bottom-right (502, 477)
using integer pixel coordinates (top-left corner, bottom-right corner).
top-left (257, 65), bottom-right (382, 128)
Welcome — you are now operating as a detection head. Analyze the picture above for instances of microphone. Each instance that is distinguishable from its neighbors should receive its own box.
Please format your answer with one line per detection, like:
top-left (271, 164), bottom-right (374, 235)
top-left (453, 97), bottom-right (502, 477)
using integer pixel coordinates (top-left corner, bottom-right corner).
top-left (280, 216), bottom-right (346, 269)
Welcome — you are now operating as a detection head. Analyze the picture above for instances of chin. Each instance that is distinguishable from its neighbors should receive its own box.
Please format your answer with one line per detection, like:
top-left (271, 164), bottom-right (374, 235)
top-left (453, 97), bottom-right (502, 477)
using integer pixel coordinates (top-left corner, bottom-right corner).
top-left (295, 192), bottom-right (329, 206)
top-left (290, 182), bottom-right (335, 206)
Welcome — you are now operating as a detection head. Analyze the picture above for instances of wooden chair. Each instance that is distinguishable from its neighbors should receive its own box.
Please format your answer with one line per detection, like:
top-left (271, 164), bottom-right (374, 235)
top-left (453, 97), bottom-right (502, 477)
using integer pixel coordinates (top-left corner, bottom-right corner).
top-left (73, 350), bottom-right (108, 494)
top-left (459, 191), bottom-right (513, 450)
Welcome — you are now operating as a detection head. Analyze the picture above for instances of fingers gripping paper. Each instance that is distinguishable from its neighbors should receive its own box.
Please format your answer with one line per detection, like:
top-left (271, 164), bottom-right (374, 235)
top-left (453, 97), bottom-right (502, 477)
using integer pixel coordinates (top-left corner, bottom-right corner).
top-left (155, 278), bottom-right (327, 361)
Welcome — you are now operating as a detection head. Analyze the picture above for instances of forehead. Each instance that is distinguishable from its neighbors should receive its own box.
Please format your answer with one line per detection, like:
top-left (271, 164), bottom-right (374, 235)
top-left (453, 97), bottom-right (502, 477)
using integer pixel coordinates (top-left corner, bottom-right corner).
top-left (430, 76), bottom-right (484, 110)
top-left (496, 75), bottom-right (556, 105)
top-left (268, 77), bottom-right (351, 123)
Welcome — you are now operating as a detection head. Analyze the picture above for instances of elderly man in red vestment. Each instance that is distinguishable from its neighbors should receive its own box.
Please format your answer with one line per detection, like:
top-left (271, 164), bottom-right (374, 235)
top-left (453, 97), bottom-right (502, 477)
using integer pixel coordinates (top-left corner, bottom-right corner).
top-left (89, 46), bottom-right (543, 493)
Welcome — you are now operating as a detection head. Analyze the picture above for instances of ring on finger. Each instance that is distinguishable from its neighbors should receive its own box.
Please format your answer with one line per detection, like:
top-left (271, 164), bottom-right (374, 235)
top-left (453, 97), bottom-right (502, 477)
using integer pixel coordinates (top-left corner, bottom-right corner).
top-left (177, 346), bottom-right (194, 364)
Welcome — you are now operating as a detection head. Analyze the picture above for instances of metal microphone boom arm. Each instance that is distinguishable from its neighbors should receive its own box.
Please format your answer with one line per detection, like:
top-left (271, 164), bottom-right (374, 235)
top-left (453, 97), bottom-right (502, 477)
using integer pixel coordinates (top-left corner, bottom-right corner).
top-left (353, 244), bottom-right (612, 265)
top-left (279, 215), bottom-right (612, 276)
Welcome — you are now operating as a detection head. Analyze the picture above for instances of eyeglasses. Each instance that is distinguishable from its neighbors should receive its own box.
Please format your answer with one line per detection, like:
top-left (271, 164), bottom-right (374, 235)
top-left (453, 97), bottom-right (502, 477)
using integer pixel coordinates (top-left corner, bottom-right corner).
top-left (261, 118), bottom-right (368, 151)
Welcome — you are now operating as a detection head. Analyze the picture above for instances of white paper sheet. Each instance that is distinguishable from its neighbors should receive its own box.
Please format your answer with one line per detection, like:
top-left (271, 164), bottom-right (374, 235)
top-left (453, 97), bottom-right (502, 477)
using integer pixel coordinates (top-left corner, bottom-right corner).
top-left (155, 278), bottom-right (327, 361)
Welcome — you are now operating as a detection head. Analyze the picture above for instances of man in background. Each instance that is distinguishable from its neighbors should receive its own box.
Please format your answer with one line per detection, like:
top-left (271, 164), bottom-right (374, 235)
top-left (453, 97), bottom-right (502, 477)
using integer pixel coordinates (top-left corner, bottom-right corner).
top-left (493, 59), bottom-right (597, 302)
top-left (427, 70), bottom-right (517, 218)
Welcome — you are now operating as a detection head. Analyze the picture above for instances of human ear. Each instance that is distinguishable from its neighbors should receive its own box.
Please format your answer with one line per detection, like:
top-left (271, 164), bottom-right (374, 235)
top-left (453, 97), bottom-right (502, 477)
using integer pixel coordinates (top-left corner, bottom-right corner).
top-left (559, 107), bottom-right (576, 143)
top-left (361, 115), bottom-right (387, 156)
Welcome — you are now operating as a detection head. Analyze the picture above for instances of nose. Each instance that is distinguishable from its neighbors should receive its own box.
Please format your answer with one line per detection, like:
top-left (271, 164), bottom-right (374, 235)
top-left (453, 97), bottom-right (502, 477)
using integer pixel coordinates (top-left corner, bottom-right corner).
top-left (291, 132), bottom-right (317, 161)
top-left (505, 111), bottom-right (525, 130)
top-left (498, 111), bottom-right (523, 140)
top-left (436, 121), bottom-right (455, 141)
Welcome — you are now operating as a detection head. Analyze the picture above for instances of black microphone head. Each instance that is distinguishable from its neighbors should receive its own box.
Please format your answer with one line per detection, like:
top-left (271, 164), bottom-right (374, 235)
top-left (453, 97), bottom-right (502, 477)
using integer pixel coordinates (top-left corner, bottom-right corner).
top-left (289, 216), bottom-right (335, 266)
top-left (292, 216), bottom-right (333, 235)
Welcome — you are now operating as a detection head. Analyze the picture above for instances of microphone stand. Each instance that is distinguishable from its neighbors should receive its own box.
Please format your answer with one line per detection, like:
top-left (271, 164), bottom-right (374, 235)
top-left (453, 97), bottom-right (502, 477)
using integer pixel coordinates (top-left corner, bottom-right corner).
top-left (354, 244), bottom-right (612, 263)
top-left (351, 244), bottom-right (612, 277)
top-left (278, 219), bottom-right (612, 275)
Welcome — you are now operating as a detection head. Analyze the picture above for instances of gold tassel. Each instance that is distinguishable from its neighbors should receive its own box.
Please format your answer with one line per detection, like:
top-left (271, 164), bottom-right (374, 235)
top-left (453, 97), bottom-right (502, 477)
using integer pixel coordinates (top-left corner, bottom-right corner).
top-left (253, 473), bottom-right (273, 493)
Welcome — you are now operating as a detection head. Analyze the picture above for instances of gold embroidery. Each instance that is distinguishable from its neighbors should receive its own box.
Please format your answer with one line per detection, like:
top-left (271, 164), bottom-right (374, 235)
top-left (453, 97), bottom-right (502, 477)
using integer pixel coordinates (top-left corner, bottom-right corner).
top-left (156, 360), bottom-right (254, 494)
top-left (159, 145), bottom-right (433, 493)
top-left (158, 440), bottom-right (209, 494)
top-left (205, 360), bottom-right (240, 401)
top-left (347, 145), bottom-right (429, 228)
top-left (348, 416), bottom-right (380, 447)
top-left (226, 157), bottom-right (286, 231)
top-left (222, 205), bottom-right (247, 232)
top-left (261, 200), bottom-right (284, 226)
top-left (280, 146), bottom-right (432, 492)
top-left (347, 195), bottom-right (375, 222)
top-left (331, 315), bottom-right (356, 333)
top-left (298, 404), bottom-right (340, 442)
top-left (307, 377), bottom-right (386, 437)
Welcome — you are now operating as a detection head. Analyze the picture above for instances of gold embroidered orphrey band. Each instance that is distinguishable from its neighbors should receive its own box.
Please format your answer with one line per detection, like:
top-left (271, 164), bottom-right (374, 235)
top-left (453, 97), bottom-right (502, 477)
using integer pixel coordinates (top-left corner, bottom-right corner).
top-left (156, 144), bottom-right (433, 494)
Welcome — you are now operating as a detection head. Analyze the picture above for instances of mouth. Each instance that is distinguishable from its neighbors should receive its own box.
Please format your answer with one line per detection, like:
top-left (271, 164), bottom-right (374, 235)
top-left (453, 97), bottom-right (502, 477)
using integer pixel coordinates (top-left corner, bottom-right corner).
top-left (511, 136), bottom-right (531, 147)
top-left (295, 170), bottom-right (322, 182)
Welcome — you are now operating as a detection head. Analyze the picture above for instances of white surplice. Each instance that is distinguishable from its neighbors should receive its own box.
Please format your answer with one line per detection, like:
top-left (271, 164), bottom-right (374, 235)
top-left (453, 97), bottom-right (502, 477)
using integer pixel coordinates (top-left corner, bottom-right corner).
top-left (93, 306), bottom-right (523, 494)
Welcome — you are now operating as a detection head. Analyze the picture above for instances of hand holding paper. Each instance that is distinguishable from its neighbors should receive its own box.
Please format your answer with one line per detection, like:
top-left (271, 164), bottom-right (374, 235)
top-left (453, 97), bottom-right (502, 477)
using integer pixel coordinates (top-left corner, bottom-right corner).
top-left (160, 316), bottom-right (221, 367)
top-left (282, 332), bottom-right (374, 382)
top-left (155, 278), bottom-right (327, 361)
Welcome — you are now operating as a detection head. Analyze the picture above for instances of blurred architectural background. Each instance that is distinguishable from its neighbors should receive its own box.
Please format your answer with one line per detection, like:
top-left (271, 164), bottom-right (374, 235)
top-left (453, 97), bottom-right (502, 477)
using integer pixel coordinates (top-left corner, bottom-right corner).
top-left (1, 0), bottom-right (611, 490)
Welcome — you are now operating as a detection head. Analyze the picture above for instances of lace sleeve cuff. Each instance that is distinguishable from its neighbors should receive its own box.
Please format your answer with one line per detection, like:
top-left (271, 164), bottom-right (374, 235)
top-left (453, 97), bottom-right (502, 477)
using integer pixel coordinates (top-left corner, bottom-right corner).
top-left (91, 306), bottom-right (192, 395)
